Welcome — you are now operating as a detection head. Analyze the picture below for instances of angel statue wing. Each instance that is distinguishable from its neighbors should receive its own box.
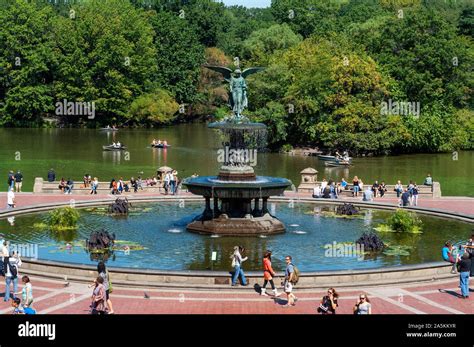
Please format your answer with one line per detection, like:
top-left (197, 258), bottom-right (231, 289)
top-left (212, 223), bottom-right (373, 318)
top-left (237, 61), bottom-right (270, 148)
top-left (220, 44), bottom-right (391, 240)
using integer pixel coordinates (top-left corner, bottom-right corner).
top-left (241, 67), bottom-right (265, 79)
top-left (203, 65), bottom-right (233, 82)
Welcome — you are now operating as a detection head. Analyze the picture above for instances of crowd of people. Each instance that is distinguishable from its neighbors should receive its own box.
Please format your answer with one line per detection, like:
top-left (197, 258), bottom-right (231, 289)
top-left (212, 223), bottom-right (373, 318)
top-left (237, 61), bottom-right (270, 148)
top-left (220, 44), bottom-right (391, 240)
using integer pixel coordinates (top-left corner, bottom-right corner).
top-left (45, 169), bottom-right (181, 196)
top-left (0, 239), bottom-right (36, 314)
top-left (442, 234), bottom-right (474, 299)
top-left (230, 247), bottom-right (375, 312)
top-left (311, 173), bottom-right (433, 206)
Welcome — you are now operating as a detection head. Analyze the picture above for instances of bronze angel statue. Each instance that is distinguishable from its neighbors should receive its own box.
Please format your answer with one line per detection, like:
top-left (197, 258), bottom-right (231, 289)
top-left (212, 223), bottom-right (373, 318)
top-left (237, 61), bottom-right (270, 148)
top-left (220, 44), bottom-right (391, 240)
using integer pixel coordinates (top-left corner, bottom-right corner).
top-left (204, 65), bottom-right (265, 121)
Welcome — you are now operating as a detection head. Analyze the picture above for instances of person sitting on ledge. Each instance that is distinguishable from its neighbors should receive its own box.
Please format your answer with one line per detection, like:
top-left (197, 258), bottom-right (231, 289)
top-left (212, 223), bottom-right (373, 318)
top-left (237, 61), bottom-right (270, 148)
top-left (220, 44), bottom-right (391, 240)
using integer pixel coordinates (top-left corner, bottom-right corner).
top-left (58, 178), bottom-right (66, 193)
top-left (312, 185), bottom-right (321, 198)
top-left (378, 181), bottom-right (387, 197)
top-left (322, 185), bottom-right (331, 199)
top-left (424, 173), bottom-right (433, 186)
top-left (442, 241), bottom-right (457, 274)
top-left (64, 178), bottom-right (74, 194)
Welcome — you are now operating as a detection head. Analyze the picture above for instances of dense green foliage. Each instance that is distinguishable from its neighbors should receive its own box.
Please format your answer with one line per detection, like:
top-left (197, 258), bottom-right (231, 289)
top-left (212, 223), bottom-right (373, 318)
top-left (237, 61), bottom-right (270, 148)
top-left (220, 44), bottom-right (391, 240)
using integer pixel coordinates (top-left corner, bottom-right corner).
top-left (375, 209), bottom-right (423, 233)
top-left (0, 0), bottom-right (472, 154)
top-left (48, 207), bottom-right (80, 230)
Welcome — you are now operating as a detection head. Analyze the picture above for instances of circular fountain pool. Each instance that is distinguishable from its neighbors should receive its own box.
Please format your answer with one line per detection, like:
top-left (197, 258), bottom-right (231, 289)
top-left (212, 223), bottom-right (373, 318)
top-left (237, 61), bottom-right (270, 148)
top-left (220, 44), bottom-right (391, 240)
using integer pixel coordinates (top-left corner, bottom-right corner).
top-left (0, 202), bottom-right (471, 272)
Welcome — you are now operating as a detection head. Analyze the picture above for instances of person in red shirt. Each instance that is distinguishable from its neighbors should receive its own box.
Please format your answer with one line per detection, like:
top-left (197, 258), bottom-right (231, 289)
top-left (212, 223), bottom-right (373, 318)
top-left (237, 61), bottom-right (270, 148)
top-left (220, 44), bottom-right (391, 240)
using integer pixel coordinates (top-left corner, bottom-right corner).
top-left (260, 251), bottom-right (281, 297)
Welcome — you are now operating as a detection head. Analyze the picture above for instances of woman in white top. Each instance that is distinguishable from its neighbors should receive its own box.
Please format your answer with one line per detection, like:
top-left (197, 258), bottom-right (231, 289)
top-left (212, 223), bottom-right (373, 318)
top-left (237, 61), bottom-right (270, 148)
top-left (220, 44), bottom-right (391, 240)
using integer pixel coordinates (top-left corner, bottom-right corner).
top-left (164, 172), bottom-right (171, 195)
top-left (313, 185), bottom-right (321, 198)
top-left (7, 188), bottom-right (15, 209)
top-left (353, 294), bottom-right (372, 314)
top-left (231, 246), bottom-right (248, 286)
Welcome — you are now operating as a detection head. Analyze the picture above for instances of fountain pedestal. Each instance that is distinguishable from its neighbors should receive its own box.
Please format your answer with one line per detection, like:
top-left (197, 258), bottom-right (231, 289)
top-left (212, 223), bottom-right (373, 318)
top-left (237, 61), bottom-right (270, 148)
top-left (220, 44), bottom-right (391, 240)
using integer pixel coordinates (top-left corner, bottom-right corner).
top-left (183, 121), bottom-right (291, 236)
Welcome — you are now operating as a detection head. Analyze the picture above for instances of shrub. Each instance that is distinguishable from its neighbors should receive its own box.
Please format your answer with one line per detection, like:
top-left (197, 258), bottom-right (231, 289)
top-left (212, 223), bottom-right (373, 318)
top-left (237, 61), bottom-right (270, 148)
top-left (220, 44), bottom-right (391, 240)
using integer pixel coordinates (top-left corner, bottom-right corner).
top-left (48, 207), bottom-right (80, 230)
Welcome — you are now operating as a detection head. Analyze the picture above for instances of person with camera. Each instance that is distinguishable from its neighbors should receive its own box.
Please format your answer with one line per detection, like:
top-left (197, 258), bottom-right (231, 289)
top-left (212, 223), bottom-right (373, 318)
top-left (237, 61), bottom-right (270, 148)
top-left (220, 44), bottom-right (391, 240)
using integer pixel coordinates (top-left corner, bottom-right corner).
top-left (317, 288), bottom-right (339, 314)
top-left (353, 293), bottom-right (372, 314)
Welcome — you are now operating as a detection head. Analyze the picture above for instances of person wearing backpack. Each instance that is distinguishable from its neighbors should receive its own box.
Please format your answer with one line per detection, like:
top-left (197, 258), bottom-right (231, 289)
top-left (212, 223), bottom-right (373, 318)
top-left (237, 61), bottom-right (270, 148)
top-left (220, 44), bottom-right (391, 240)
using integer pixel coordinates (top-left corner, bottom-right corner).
top-left (3, 251), bottom-right (21, 302)
top-left (283, 255), bottom-right (298, 307)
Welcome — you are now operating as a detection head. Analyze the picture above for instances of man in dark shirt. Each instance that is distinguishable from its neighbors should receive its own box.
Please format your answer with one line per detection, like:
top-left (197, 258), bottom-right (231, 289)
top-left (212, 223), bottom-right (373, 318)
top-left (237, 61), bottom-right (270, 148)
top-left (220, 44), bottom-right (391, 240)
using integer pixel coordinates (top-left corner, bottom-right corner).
top-left (14, 171), bottom-right (23, 193)
top-left (7, 171), bottom-right (14, 190)
top-left (47, 169), bottom-right (56, 182)
top-left (401, 189), bottom-right (410, 207)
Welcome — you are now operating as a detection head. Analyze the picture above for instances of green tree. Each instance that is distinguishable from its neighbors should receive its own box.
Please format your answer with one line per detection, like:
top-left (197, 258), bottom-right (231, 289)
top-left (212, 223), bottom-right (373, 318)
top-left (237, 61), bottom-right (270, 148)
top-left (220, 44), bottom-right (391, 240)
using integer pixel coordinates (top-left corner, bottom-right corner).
top-left (0, 0), bottom-right (56, 125)
top-left (128, 88), bottom-right (178, 125)
top-left (271, 0), bottom-right (342, 38)
top-left (51, 0), bottom-right (157, 124)
top-left (241, 23), bottom-right (302, 65)
top-left (149, 10), bottom-right (204, 105)
top-left (367, 8), bottom-right (474, 109)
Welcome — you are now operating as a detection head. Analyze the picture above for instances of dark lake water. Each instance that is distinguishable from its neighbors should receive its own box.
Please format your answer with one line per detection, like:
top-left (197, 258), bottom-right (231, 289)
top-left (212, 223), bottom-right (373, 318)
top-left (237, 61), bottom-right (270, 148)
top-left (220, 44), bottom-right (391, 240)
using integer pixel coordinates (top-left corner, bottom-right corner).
top-left (0, 124), bottom-right (472, 196)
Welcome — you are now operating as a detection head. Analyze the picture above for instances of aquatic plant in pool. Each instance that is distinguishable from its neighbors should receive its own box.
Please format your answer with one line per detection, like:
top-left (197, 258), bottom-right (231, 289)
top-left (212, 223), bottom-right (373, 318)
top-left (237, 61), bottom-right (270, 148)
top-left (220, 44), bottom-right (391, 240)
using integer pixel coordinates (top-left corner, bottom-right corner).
top-left (374, 209), bottom-right (423, 234)
top-left (38, 207), bottom-right (80, 231)
top-left (1, 202), bottom-right (471, 272)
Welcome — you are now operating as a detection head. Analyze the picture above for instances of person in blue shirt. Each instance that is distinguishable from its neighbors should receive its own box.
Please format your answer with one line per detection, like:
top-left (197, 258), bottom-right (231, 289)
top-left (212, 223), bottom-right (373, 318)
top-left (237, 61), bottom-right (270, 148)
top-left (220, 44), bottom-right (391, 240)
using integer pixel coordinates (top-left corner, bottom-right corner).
top-left (340, 178), bottom-right (347, 190)
top-left (400, 189), bottom-right (410, 206)
top-left (442, 242), bottom-right (457, 274)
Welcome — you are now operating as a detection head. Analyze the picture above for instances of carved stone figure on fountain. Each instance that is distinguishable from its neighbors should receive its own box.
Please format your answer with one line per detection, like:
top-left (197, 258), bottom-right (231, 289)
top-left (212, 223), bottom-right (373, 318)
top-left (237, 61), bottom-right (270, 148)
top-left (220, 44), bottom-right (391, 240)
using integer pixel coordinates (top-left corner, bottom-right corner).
top-left (203, 65), bottom-right (265, 122)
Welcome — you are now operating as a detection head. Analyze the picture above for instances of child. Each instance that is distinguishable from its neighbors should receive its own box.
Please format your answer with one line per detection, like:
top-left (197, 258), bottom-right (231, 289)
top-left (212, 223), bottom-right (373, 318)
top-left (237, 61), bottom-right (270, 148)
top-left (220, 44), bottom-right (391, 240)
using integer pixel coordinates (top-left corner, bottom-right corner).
top-left (11, 297), bottom-right (24, 314)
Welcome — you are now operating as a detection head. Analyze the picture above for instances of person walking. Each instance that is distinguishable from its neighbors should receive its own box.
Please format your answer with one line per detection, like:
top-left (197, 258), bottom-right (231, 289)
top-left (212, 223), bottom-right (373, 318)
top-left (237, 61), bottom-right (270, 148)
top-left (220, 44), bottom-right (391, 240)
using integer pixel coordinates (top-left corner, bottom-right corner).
top-left (6, 187), bottom-right (15, 209)
top-left (90, 276), bottom-right (107, 314)
top-left (317, 288), bottom-right (339, 314)
top-left (14, 171), bottom-right (23, 193)
top-left (97, 261), bottom-right (114, 314)
top-left (353, 293), bottom-right (372, 314)
top-left (401, 189), bottom-right (410, 207)
top-left (231, 246), bottom-right (248, 286)
top-left (283, 255), bottom-right (297, 307)
top-left (260, 251), bottom-right (280, 297)
top-left (4, 251), bottom-right (21, 302)
top-left (16, 275), bottom-right (33, 308)
top-left (458, 252), bottom-right (471, 299)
